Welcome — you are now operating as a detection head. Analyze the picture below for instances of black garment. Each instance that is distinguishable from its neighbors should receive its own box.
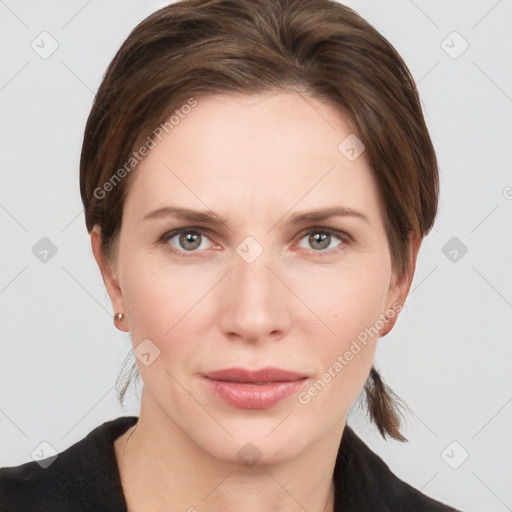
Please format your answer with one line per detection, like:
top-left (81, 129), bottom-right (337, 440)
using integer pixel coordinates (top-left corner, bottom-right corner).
top-left (0, 416), bottom-right (461, 512)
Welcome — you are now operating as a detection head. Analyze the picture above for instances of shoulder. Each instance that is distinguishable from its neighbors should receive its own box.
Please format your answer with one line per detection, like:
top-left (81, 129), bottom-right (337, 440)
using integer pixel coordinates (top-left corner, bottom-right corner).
top-left (0, 416), bottom-right (137, 512)
top-left (334, 425), bottom-right (463, 512)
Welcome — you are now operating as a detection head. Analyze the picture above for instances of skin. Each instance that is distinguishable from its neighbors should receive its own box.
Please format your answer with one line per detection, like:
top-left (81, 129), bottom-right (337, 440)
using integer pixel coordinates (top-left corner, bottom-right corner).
top-left (91, 90), bottom-right (421, 512)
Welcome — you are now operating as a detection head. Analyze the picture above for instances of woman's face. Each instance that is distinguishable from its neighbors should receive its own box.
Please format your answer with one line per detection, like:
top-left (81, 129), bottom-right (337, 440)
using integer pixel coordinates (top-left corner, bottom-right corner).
top-left (94, 91), bottom-right (415, 464)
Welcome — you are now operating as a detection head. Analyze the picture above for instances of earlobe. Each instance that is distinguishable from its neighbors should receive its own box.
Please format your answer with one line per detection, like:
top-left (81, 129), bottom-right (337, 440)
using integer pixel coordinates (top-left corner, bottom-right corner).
top-left (90, 226), bottom-right (128, 331)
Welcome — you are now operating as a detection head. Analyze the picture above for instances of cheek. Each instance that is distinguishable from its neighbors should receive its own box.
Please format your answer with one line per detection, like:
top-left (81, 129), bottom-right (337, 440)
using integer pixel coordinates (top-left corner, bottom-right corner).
top-left (304, 258), bottom-right (391, 344)
top-left (126, 278), bottom-right (179, 334)
top-left (120, 252), bottom-right (215, 358)
top-left (298, 259), bottom-right (391, 395)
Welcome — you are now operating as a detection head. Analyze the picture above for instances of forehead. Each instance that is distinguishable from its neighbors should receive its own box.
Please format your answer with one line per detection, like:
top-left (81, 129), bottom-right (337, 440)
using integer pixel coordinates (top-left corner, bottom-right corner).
top-left (123, 91), bottom-right (385, 228)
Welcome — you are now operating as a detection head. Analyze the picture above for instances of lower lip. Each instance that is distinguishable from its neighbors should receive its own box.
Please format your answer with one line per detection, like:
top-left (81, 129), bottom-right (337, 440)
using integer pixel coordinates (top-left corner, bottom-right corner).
top-left (204, 378), bottom-right (306, 409)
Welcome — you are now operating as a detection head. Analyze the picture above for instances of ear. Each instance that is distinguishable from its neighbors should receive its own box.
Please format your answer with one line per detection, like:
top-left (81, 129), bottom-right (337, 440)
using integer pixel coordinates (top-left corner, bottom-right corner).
top-left (90, 225), bottom-right (129, 332)
top-left (379, 232), bottom-right (422, 337)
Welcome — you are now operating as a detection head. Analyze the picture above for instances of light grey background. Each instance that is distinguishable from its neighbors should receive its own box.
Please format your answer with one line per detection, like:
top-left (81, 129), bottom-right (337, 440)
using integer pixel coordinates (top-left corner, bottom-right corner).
top-left (0, 1), bottom-right (511, 511)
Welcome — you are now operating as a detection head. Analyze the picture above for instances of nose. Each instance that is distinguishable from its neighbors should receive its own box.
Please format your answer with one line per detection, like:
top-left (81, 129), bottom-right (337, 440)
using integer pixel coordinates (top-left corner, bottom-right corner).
top-left (218, 246), bottom-right (292, 344)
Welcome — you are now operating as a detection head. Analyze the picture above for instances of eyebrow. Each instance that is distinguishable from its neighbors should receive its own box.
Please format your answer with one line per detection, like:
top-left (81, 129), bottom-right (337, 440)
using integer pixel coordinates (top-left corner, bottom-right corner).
top-left (142, 206), bottom-right (370, 225)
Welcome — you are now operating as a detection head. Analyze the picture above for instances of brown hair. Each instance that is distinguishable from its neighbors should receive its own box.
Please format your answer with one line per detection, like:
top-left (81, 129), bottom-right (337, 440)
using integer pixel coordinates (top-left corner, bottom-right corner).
top-left (80, 0), bottom-right (438, 442)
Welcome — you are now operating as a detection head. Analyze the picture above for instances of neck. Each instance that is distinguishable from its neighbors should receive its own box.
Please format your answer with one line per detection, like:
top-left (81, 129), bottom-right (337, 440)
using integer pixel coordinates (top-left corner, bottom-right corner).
top-left (115, 394), bottom-right (343, 512)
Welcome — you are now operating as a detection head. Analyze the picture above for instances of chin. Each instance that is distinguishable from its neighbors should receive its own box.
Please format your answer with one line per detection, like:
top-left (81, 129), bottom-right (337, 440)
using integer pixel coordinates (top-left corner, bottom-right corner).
top-left (191, 415), bottom-right (318, 467)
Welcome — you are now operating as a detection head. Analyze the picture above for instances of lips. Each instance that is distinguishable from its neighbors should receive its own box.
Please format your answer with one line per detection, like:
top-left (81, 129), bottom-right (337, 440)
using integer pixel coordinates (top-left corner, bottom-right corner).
top-left (202, 367), bottom-right (307, 409)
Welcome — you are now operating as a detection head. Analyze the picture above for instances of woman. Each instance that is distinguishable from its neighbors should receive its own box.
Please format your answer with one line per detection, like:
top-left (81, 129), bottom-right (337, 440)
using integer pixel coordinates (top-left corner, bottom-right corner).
top-left (0, 0), bottom-right (463, 510)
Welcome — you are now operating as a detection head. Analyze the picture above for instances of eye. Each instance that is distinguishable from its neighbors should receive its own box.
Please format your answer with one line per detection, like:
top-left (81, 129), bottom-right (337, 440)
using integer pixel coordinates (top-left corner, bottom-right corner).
top-left (297, 228), bottom-right (349, 254)
top-left (160, 226), bottom-right (350, 257)
top-left (161, 228), bottom-right (214, 255)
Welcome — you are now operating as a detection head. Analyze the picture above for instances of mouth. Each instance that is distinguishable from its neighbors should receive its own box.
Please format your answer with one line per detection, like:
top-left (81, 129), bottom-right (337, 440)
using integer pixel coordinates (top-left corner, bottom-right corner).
top-left (204, 367), bottom-right (306, 383)
top-left (202, 367), bottom-right (308, 409)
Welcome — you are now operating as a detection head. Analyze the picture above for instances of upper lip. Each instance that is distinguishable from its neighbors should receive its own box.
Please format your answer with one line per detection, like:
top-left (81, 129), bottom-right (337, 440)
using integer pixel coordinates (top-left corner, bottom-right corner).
top-left (203, 367), bottom-right (307, 383)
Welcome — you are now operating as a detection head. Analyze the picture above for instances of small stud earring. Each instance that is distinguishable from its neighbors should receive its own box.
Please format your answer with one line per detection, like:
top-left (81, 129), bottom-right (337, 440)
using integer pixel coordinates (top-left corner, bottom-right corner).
top-left (114, 312), bottom-right (125, 330)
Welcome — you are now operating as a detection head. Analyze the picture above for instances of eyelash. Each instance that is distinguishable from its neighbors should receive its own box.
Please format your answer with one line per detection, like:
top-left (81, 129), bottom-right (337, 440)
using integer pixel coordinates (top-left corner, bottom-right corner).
top-left (159, 226), bottom-right (351, 258)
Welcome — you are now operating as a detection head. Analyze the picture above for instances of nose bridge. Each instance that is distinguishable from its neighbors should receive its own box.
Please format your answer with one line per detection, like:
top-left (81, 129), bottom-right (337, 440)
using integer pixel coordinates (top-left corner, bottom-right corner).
top-left (219, 238), bottom-right (289, 341)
